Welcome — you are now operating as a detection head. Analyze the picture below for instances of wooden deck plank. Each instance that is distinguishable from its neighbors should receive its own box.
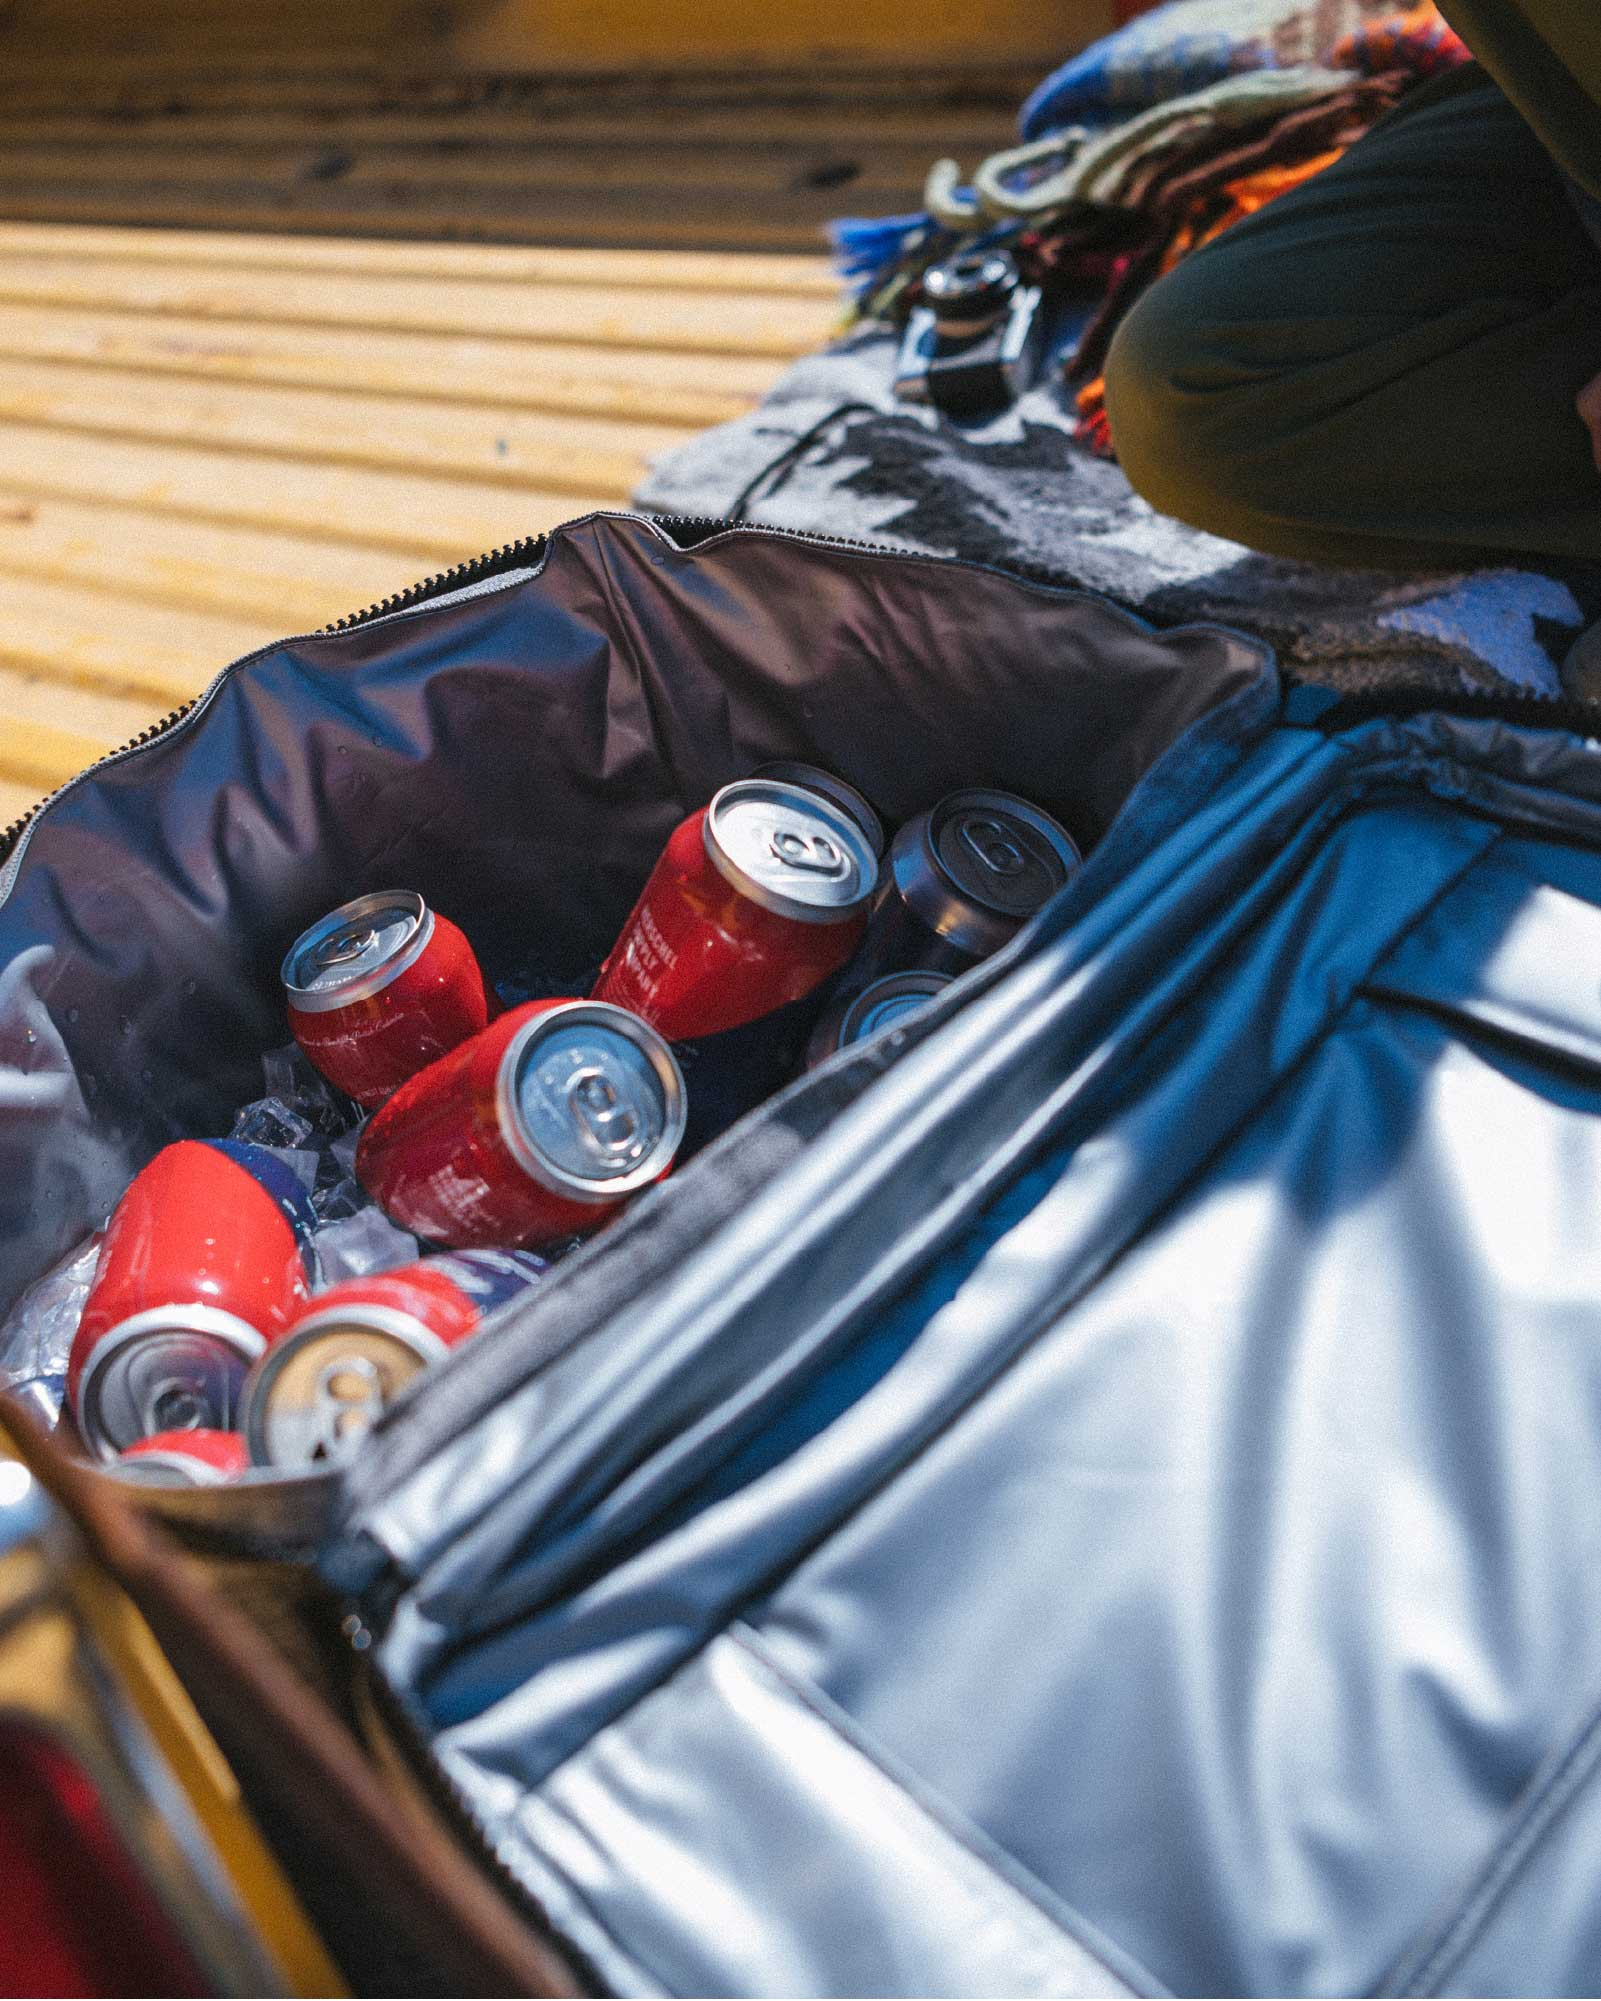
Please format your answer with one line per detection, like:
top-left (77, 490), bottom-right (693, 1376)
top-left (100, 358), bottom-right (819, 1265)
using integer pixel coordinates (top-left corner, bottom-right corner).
top-left (0, 301), bottom-right (778, 427)
top-left (0, 58), bottom-right (1040, 106)
top-left (0, 417), bottom-right (617, 556)
top-left (0, 184), bottom-right (861, 253)
top-left (0, 137), bottom-right (934, 200)
top-left (0, 487), bottom-right (429, 628)
top-left (0, 107), bottom-right (1010, 156)
top-left (0, 659), bottom-right (196, 768)
top-left (0, 716), bottom-right (115, 795)
top-left (0, 353), bottom-right (685, 496)
top-left (0, 775), bottom-right (53, 826)
top-left (0, 569), bottom-right (278, 706)
top-left (0, 252), bottom-right (839, 352)
top-left (0, 222), bottom-right (843, 294)
top-left (0, 43), bottom-right (1032, 252)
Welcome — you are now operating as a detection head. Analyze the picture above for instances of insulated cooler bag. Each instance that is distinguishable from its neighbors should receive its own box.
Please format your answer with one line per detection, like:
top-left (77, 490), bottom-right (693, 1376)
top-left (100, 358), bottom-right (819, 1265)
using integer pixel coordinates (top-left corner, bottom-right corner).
top-left (7, 510), bottom-right (1601, 1995)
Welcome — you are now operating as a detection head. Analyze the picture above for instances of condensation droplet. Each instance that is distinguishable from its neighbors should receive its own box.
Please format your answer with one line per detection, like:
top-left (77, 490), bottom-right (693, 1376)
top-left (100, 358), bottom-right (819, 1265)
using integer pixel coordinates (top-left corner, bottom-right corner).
top-left (65, 1006), bottom-right (79, 1024)
top-left (182, 979), bottom-right (198, 997)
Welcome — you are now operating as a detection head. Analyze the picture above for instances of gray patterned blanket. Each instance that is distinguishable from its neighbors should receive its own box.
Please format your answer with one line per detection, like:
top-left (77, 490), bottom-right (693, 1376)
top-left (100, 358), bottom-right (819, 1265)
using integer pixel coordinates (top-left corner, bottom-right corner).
top-left (636, 325), bottom-right (1601, 699)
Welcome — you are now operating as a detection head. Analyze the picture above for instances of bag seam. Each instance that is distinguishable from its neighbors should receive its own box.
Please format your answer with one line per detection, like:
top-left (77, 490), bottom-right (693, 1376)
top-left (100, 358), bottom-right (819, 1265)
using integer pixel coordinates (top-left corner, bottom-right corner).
top-left (725, 1621), bottom-right (1163, 1995)
top-left (1379, 1684), bottom-right (1601, 1994)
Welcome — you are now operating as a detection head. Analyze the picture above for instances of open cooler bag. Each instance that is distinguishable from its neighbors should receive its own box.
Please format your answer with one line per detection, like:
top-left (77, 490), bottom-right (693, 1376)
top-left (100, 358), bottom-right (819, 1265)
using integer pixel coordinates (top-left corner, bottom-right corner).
top-left (9, 511), bottom-right (1601, 1995)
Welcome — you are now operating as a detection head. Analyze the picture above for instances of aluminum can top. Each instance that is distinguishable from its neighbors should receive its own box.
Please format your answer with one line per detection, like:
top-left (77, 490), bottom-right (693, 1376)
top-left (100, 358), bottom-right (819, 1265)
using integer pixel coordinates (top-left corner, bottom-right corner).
top-left (497, 1001), bottom-right (686, 1200)
top-left (892, 790), bottom-right (1080, 956)
top-left (748, 762), bottom-right (886, 859)
top-left (77, 1304), bottom-right (265, 1460)
top-left (243, 1320), bottom-right (438, 1468)
top-left (282, 889), bottom-right (435, 1013)
top-left (704, 780), bottom-right (878, 925)
top-left (840, 970), bottom-right (953, 1046)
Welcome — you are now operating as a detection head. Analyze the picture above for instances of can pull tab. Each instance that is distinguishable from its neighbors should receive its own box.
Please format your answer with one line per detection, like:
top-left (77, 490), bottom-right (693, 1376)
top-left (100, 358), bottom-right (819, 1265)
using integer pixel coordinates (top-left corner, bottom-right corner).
top-left (567, 1065), bottom-right (642, 1158)
top-left (322, 923), bottom-right (379, 966)
top-left (769, 827), bottom-right (847, 877)
top-left (312, 1355), bottom-right (385, 1456)
top-left (959, 816), bottom-right (1028, 879)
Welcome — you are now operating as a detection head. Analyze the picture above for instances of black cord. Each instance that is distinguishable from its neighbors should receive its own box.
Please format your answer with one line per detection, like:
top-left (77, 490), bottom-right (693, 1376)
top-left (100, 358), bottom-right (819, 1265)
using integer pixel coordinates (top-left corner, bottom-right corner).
top-left (728, 401), bottom-right (882, 522)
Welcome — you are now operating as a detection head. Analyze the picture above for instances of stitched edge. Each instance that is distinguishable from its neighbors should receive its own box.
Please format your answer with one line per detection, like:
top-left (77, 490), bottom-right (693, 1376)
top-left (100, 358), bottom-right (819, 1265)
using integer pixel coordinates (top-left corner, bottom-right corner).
top-left (727, 1622), bottom-right (1166, 1997)
top-left (1380, 1687), bottom-right (1601, 1995)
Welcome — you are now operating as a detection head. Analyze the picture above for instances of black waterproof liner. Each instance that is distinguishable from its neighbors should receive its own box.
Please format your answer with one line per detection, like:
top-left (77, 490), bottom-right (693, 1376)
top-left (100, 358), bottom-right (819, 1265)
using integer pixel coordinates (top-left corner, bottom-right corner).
top-left (0, 509), bottom-right (1270, 1471)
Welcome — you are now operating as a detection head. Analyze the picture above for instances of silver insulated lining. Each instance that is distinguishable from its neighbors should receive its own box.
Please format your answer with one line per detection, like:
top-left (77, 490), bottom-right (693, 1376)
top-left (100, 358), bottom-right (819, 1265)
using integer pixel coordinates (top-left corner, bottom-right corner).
top-left (356, 707), bottom-right (1601, 1997)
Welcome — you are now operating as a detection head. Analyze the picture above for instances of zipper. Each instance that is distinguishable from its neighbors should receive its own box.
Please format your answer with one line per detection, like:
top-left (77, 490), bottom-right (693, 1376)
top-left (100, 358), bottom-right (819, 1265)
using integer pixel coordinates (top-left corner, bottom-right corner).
top-left (348, 1614), bottom-right (599, 1995)
top-left (1303, 676), bottom-right (1601, 738)
top-left (0, 507), bottom-right (1162, 881)
top-left (0, 532), bottom-right (558, 875)
top-left (6, 503), bottom-right (1594, 879)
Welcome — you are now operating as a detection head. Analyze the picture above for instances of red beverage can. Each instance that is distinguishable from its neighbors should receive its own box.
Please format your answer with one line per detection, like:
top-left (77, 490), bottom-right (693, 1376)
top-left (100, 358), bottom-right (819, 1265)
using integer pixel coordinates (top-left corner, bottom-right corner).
top-left (592, 778), bottom-right (879, 1041)
top-left (355, 999), bottom-right (686, 1251)
top-left (241, 1248), bottom-right (547, 1467)
top-left (113, 1428), bottom-right (250, 1488)
top-left (283, 889), bottom-right (490, 1108)
top-left (69, 1140), bottom-right (316, 1460)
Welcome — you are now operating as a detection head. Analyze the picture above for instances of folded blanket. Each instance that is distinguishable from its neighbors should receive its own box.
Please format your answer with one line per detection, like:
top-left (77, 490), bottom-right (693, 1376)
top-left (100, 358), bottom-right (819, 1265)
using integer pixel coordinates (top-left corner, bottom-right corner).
top-left (1020, 0), bottom-right (1419, 137)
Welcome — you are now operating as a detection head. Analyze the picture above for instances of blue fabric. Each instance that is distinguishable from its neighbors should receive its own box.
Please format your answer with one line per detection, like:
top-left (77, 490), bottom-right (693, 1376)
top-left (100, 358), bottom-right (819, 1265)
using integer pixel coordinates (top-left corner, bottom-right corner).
top-left (204, 1137), bottom-right (320, 1251)
top-left (1018, 0), bottom-right (1323, 138)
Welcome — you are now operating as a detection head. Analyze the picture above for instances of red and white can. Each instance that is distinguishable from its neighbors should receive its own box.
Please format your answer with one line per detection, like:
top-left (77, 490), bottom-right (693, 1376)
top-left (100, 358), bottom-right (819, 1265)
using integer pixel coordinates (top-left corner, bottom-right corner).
top-left (591, 778), bottom-right (879, 1041)
top-left (69, 1140), bottom-right (316, 1460)
top-left (283, 889), bottom-right (490, 1108)
top-left (241, 1248), bottom-right (547, 1467)
top-left (355, 999), bottom-right (686, 1250)
top-left (113, 1428), bottom-right (250, 1488)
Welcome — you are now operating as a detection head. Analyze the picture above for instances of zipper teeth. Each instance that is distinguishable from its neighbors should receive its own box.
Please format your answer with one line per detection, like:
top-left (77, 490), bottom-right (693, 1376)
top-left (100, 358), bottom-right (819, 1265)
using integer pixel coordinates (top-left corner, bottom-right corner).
top-left (0, 511), bottom-right (936, 870)
top-left (0, 701), bottom-right (195, 856)
top-left (1309, 676), bottom-right (1601, 735)
top-left (357, 1638), bottom-right (599, 1993)
top-left (6, 506), bottom-right (1595, 873)
top-left (316, 533), bottom-right (549, 635)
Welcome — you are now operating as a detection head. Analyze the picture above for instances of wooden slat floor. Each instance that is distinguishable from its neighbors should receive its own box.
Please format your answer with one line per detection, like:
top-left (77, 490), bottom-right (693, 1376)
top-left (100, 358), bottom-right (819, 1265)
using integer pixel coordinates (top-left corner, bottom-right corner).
top-left (0, 60), bottom-right (1026, 251)
top-left (0, 221), bottom-right (842, 826)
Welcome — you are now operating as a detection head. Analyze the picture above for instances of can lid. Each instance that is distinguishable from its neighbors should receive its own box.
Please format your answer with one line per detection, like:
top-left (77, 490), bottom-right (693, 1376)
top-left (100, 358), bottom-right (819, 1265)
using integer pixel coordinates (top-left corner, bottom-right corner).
top-left (839, 970), bottom-right (954, 1047)
top-left (892, 790), bottom-right (1080, 956)
top-left (748, 762), bottom-right (886, 859)
top-left (496, 1001), bottom-right (686, 1202)
top-left (704, 780), bottom-right (878, 924)
top-left (77, 1305), bottom-right (265, 1462)
top-left (282, 890), bottom-right (434, 1012)
top-left (242, 1317), bottom-right (441, 1468)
